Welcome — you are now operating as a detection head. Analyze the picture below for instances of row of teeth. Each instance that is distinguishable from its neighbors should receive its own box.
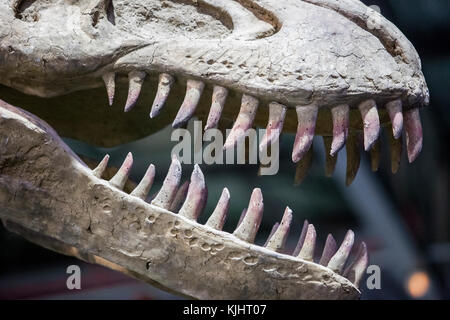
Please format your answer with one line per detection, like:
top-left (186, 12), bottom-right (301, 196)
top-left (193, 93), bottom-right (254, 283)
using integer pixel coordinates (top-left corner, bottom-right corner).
top-left (92, 152), bottom-right (369, 288)
top-left (102, 71), bottom-right (423, 185)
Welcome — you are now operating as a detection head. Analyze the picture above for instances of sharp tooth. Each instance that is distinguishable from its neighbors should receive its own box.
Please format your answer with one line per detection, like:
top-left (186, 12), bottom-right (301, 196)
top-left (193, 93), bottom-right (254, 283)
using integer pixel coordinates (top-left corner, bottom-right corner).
top-left (109, 152), bottom-right (133, 190)
top-left (233, 188), bottom-right (263, 243)
top-left (259, 102), bottom-right (287, 151)
top-left (150, 73), bottom-right (174, 118)
top-left (172, 79), bottom-right (205, 128)
top-left (206, 188), bottom-right (230, 230)
top-left (223, 94), bottom-right (259, 150)
top-left (151, 156), bottom-right (182, 210)
top-left (404, 108), bottom-right (423, 163)
top-left (370, 139), bottom-right (381, 172)
top-left (344, 242), bottom-right (369, 287)
top-left (130, 164), bottom-right (155, 200)
top-left (205, 86), bottom-right (228, 130)
top-left (327, 230), bottom-right (355, 274)
top-left (264, 223), bottom-right (280, 247)
top-left (265, 207), bottom-right (293, 252)
top-left (92, 154), bottom-right (110, 178)
top-left (389, 129), bottom-right (403, 174)
top-left (386, 99), bottom-right (403, 139)
top-left (358, 99), bottom-right (380, 151)
top-left (124, 71), bottom-right (146, 112)
top-left (102, 73), bottom-right (115, 106)
top-left (292, 220), bottom-right (309, 256)
top-left (330, 104), bottom-right (350, 156)
top-left (237, 208), bottom-right (247, 227)
top-left (319, 234), bottom-right (338, 266)
top-left (323, 137), bottom-right (337, 177)
top-left (346, 134), bottom-right (361, 186)
top-left (297, 224), bottom-right (316, 261)
top-left (294, 146), bottom-right (313, 186)
top-left (169, 181), bottom-right (190, 213)
top-left (292, 104), bottom-right (318, 163)
top-left (179, 165), bottom-right (208, 221)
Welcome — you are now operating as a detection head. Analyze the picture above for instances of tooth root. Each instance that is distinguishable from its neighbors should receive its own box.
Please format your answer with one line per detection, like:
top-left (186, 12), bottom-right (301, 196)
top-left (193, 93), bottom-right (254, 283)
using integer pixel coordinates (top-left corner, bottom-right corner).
top-left (205, 86), bottom-right (228, 130)
top-left (264, 223), bottom-right (280, 247)
top-left (386, 99), bottom-right (403, 139)
top-left (404, 108), bottom-right (423, 163)
top-left (233, 188), bottom-right (263, 243)
top-left (389, 129), bottom-right (403, 174)
top-left (223, 94), bottom-right (259, 150)
top-left (150, 73), bottom-right (174, 118)
top-left (265, 207), bottom-right (293, 252)
top-left (327, 230), bottom-right (355, 274)
top-left (206, 188), bottom-right (230, 230)
top-left (323, 137), bottom-right (337, 177)
top-left (370, 139), bottom-right (381, 172)
top-left (292, 220), bottom-right (309, 256)
top-left (259, 102), bottom-right (287, 151)
top-left (172, 79), bottom-right (205, 128)
top-left (358, 99), bottom-right (380, 151)
top-left (130, 164), bottom-right (155, 200)
top-left (346, 134), bottom-right (361, 186)
top-left (179, 165), bottom-right (208, 221)
top-left (151, 156), bottom-right (182, 210)
top-left (344, 242), bottom-right (369, 287)
top-left (109, 152), bottom-right (133, 190)
top-left (294, 145), bottom-right (313, 186)
top-left (169, 181), bottom-right (190, 213)
top-left (102, 73), bottom-right (115, 106)
top-left (297, 224), bottom-right (316, 261)
top-left (292, 104), bottom-right (318, 163)
top-left (319, 234), bottom-right (338, 266)
top-left (124, 71), bottom-right (146, 112)
top-left (330, 104), bottom-right (350, 156)
top-left (92, 154), bottom-right (110, 178)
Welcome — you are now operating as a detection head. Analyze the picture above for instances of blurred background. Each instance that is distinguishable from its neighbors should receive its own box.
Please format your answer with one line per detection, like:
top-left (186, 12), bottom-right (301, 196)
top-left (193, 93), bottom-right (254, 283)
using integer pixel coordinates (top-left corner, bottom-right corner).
top-left (0, 0), bottom-right (449, 300)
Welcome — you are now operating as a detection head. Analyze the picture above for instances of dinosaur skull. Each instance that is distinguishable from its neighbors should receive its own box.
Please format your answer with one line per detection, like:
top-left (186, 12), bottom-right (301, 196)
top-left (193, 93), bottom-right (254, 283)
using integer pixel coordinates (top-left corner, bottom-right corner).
top-left (0, 0), bottom-right (429, 299)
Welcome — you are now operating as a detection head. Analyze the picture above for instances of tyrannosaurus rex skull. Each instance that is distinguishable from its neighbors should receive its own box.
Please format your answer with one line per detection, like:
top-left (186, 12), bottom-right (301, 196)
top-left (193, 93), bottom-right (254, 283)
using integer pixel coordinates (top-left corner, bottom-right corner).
top-left (0, 0), bottom-right (429, 299)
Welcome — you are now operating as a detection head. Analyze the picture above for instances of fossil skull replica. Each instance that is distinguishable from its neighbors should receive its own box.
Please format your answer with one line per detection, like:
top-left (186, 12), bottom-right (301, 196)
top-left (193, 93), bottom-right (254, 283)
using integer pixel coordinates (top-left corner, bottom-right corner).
top-left (0, 0), bottom-right (428, 299)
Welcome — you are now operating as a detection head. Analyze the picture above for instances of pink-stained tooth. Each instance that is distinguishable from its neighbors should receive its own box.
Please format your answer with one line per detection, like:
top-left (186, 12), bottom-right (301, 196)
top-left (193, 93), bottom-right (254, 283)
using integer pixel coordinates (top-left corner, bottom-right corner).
top-left (259, 102), bottom-right (287, 151)
top-left (206, 188), bottom-right (230, 230)
top-left (102, 73), bottom-right (115, 106)
top-left (323, 137), bottom-right (337, 177)
top-left (346, 134), bottom-right (361, 186)
top-left (330, 104), bottom-right (349, 156)
top-left (294, 146), bottom-right (313, 186)
top-left (151, 156), bottom-right (182, 210)
top-left (233, 188), bottom-right (263, 243)
top-left (130, 164), bottom-right (155, 200)
top-left (370, 139), bottom-right (381, 172)
top-left (265, 207), bottom-right (293, 252)
top-left (327, 230), bottom-right (355, 274)
top-left (292, 104), bottom-right (318, 163)
top-left (386, 99), bottom-right (403, 139)
top-left (205, 86), bottom-right (228, 130)
top-left (109, 152), bottom-right (133, 190)
top-left (358, 99), bottom-right (380, 151)
top-left (172, 79), bottom-right (205, 128)
top-left (179, 165), bottom-right (208, 221)
top-left (264, 223), bottom-right (280, 247)
top-left (237, 208), bottom-right (247, 227)
top-left (124, 71), bottom-right (146, 112)
top-left (169, 181), bottom-right (190, 213)
top-left (344, 242), bottom-right (369, 287)
top-left (297, 224), bottom-right (316, 261)
top-left (293, 220), bottom-right (309, 256)
top-left (404, 108), bottom-right (423, 163)
top-left (223, 94), bottom-right (259, 150)
top-left (150, 73), bottom-right (174, 118)
top-left (389, 129), bottom-right (402, 174)
top-left (319, 234), bottom-right (338, 266)
top-left (93, 154), bottom-right (110, 178)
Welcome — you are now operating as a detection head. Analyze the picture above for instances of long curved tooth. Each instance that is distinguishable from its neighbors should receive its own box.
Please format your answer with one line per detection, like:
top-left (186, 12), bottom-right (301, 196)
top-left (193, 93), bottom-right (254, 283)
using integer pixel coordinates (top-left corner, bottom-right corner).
top-left (224, 94), bottom-right (259, 150)
top-left (102, 73), bottom-right (115, 106)
top-left (323, 137), bottom-right (337, 177)
top-left (151, 156), bottom-right (182, 210)
top-left (327, 230), bottom-right (355, 274)
top-left (344, 242), bottom-right (369, 287)
top-left (389, 129), bottom-right (403, 174)
top-left (169, 181), bottom-right (190, 213)
top-left (386, 99), bottom-right (403, 139)
top-left (150, 73), bottom-right (174, 118)
top-left (206, 188), bottom-right (230, 230)
top-left (404, 108), bottom-right (423, 163)
top-left (265, 207), bottom-right (293, 252)
top-left (370, 139), bottom-right (381, 172)
top-left (292, 220), bottom-right (309, 256)
top-left (346, 134), bottom-right (361, 186)
top-left (319, 234), bottom-right (338, 266)
top-left (358, 99), bottom-right (380, 151)
top-left (172, 79), bottom-right (205, 128)
top-left (294, 146), bottom-right (313, 186)
top-left (292, 104), bottom-right (318, 163)
top-left (179, 165), bottom-right (208, 221)
top-left (259, 102), bottom-right (287, 151)
top-left (297, 224), bottom-right (317, 261)
top-left (130, 164), bottom-right (155, 200)
top-left (205, 86), bottom-right (228, 130)
top-left (233, 188), bottom-right (263, 243)
top-left (92, 154), bottom-right (110, 178)
top-left (109, 152), bottom-right (133, 190)
top-left (330, 104), bottom-right (350, 156)
top-left (124, 71), bottom-right (146, 112)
